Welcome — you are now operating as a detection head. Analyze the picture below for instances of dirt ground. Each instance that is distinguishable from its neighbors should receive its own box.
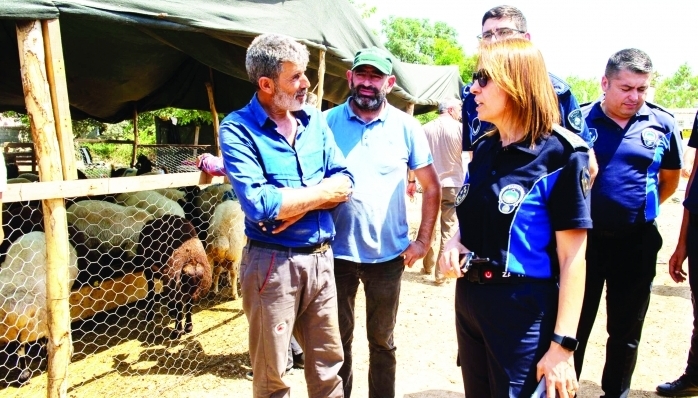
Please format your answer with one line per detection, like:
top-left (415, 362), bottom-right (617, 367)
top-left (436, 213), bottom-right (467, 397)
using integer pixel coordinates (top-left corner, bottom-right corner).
top-left (0, 179), bottom-right (692, 398)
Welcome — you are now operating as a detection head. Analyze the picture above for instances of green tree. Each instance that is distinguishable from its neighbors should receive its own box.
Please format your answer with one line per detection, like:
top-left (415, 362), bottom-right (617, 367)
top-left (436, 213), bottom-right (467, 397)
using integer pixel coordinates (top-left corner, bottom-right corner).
top-left (381, 17), bottom-right (476, 85)
top-left (565, 76), bottom-right (602, 105)
top-left (348, 0), bottom-right (376, 19)
top-left (654, 63), bottom-right (698, 108)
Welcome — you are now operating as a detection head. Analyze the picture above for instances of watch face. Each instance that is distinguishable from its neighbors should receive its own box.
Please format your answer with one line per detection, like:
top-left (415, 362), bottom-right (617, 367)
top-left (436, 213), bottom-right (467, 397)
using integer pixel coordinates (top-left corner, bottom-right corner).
top-left (561, 336), bottom-right (579, 351)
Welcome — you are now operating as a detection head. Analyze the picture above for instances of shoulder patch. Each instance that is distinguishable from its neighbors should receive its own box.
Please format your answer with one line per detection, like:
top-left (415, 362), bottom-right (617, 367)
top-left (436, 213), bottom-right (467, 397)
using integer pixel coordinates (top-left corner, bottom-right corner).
top-left (567, 109), bottom-right (584, 133)
top-left (552, 124), bottom-right (589, 151)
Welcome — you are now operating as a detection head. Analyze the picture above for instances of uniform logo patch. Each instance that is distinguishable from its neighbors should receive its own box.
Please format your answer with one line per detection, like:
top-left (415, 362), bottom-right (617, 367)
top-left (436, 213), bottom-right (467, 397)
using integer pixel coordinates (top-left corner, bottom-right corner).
top-left (455, 184), bottom-right (470, 206)
top-left (580, 167), bottom-right (591, 198)
top-left (588, 128), bottom-right (598, 144)
top-left (641, 128), bottom-right (661, 148)
top-left (472, 117), bottom-right (481, 137)
top-left (498, 184), bottom-right (526, 214)
top-left (567, 109), bottom-right (583, 132)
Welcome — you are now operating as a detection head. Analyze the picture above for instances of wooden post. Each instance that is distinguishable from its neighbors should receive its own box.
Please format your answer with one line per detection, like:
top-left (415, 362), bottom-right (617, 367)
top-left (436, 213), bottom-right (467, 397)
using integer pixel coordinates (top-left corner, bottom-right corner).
top-left (406, 103), bottom-right (415, 116)
top-left (316, 49), bottom-right (326, 109)
top-left (42, 19), bottom-right (77, 181)
top-left (205, 81), bottom-right (220, 157)
top-left (192, 125), bottom-right (200, 158)
top-left (131, 107), bottom-right (139, 167)
top-left (17, 20), bottom-right (71, 398)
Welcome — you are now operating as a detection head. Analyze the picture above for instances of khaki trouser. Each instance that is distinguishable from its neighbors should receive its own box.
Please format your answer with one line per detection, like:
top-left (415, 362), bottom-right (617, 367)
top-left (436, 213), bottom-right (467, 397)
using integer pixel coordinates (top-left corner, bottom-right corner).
top-left (241, 243), bottom-right (344, 398)
top-left (423, 187), bottom-right (460, 281)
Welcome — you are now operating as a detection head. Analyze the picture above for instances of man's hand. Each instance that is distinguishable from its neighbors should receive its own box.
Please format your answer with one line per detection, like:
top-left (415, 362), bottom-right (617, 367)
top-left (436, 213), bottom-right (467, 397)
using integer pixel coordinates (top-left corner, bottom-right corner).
top-left (439, 233), bottom-right (466, 279)
top-left (400, 239), bottom-right (428, 267)
top-left (320, 175), bottom-right (352, 203)
top-left (272, 212), bottom-right (307, 234)
top-left (669, 247), bottom-right (688, 283)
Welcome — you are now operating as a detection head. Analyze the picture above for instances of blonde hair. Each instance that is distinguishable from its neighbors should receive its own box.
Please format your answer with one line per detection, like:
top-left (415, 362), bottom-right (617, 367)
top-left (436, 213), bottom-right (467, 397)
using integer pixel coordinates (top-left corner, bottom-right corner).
top-left (477, 38), bottom-right (559, 144)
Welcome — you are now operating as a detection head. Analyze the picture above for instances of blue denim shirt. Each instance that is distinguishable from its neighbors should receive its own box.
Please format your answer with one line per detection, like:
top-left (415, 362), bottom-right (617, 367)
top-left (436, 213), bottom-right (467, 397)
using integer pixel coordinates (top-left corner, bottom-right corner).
top-left (219, 94), bottom-right (353, 247)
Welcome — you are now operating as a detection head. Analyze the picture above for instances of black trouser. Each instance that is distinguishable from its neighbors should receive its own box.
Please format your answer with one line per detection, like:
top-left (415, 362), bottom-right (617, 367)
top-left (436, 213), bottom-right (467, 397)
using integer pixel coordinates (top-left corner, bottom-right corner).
top-left (684, 214), bottom-right (698, 378)
top-left (575, 222), bottom-right (663, 398)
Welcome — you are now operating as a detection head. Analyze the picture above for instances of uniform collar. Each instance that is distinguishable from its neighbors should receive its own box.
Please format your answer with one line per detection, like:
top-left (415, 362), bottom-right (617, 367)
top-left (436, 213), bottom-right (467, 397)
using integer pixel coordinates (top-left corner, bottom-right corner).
top-left (485, 133), bottom-right (547, 157)
top-left (587, 99), bottom-right (652, 123)
top-left (249, 93), bottom-right (311, 128)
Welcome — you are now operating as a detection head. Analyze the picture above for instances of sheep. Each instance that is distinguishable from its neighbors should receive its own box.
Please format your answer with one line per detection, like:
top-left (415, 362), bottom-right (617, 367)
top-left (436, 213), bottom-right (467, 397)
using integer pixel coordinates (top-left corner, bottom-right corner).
top-left (66, 201), bottom-right (154, 285)
top-left (205, 198), bottom-right (246, 299)
top-left (16, 173), bottom-right (39, 182)
top-left (0, 200), bottom-right (43, 265)
top-left (154, 188), bottom-right (186, 204)
top-left (114, 191), bottom-right (185, 219)
top-left (190, 183), bottom-right (232, 241)
top-left (0, 231), bottom-right (78, 384)
top-left (138, 215), bottom-right (212, 339)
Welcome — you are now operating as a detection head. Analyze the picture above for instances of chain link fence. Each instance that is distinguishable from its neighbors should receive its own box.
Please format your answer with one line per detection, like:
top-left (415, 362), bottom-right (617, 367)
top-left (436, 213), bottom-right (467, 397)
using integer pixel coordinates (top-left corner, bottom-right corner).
top-left (0, 162), bottom-right (250, 396)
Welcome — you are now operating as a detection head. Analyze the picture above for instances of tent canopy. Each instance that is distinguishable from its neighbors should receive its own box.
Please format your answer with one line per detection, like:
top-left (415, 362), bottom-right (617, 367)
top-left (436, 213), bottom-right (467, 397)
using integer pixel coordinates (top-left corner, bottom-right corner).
top-left (0, 0), bottom-right (463, 122)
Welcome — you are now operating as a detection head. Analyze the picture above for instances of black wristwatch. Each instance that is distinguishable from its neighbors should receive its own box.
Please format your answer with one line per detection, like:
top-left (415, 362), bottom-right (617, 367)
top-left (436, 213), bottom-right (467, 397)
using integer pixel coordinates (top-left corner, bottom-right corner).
top-left (551, 333), bottom-right (579, 351)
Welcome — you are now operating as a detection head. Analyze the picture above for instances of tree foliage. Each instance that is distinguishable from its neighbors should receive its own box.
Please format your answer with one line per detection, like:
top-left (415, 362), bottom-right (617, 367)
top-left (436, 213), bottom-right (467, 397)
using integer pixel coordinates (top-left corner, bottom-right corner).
top-left (565, 76), bottom-right (602, 105)
top-left (381, 17), bottom-right (475, 85)
top-left (654, 63), bottom-right (698, 108)
top-left (347, 0), bottom-right (376, 19)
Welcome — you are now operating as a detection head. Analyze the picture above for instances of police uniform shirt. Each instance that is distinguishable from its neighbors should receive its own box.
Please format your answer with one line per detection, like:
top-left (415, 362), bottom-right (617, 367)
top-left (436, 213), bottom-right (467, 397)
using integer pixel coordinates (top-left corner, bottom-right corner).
top-left (583, 101), bottom-right (683, 230)
top-left (461, 73), bottom-right (592, 151)
top-left (455, 128), bottom-right (593, 278)
top-left (683, 111), bottom-right (698, 214)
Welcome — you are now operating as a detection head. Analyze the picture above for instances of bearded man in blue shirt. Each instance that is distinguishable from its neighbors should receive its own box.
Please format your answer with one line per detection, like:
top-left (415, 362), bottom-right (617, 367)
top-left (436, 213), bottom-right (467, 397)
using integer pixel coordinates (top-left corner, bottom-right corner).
top-left (219, 33), bottom-right (353, 398)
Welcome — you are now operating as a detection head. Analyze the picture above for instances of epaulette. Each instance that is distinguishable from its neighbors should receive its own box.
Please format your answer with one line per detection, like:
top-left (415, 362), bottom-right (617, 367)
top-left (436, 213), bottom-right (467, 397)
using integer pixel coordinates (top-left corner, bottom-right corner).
top-left (552, 124), bottom-right (589, 151)
top-left (548, 72), bottom-right (570, 96)
top-left (645, 101), bottom-right (675, 118)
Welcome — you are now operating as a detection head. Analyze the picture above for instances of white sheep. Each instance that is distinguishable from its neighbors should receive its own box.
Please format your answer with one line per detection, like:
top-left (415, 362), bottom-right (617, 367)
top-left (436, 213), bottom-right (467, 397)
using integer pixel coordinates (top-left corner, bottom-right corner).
top-left (0, 231), bottom-right (78, 384)
top-left (67, 200), bottom-right (154, 261)
top-left (205, 199), bottom-right (246, 299)
top-left (115, 191), bottom-right (185, 219)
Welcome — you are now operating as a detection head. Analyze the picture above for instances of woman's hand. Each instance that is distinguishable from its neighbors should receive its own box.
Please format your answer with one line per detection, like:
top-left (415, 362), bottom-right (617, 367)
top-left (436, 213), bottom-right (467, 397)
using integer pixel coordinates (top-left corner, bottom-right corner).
top-left (438, 230), bottom-right (467, 279)
top-left (536, 344), bottom-right (579, 398)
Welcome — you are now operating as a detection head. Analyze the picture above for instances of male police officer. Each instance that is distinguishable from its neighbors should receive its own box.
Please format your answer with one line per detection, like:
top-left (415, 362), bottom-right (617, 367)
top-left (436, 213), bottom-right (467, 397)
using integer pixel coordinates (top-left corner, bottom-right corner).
top-left (574, 48), bottom-right (682, 398)
top-left (462, 5), bottom-right (598, 181)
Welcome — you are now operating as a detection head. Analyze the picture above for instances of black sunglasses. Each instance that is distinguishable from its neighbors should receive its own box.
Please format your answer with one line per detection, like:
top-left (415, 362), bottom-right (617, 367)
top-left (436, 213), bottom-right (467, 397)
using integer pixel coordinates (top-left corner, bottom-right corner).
top-left (472, 70), bottom-right (489, 87)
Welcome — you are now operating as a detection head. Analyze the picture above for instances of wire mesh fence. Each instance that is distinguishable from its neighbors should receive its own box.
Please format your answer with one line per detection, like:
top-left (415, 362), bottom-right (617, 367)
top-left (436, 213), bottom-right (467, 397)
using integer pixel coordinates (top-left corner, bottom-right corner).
top-left (0, 174), bottom-right (249, 396)
top-left (75, 143), bottom-right (212, 179)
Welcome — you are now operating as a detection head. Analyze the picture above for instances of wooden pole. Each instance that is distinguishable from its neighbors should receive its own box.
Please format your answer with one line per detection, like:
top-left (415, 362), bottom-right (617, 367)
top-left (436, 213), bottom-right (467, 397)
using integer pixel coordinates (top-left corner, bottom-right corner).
top-left (192, 125), bottom-right (200, 158)
top-left (205, 82), bottom-right (220, 157)
top-left (17, 20), bottom-right (71, 398)
top-left (42, 19), bottom-right (77, 181)
top-left (131, 106), bottom-right (139, 167)
top-left (406, 103), bottom-right (415, 116)
top-left (316, 49), bottom-right (326, 109)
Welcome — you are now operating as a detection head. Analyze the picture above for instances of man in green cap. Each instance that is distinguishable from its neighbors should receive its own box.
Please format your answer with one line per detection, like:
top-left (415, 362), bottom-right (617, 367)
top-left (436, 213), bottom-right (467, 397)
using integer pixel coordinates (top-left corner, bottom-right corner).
top-left (325, 47), bottom-right (441, 397)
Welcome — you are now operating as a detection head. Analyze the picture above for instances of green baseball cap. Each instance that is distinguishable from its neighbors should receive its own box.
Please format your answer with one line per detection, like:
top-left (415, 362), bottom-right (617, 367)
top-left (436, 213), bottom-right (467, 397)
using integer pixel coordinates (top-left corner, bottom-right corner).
top-left (352, 47), bottom-right (393, 75)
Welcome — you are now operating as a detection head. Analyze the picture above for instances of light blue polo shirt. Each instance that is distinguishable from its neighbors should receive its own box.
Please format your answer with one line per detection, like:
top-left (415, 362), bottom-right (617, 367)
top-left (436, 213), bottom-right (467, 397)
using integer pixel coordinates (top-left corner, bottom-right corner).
top-left (325, 98), bottom-right (433, 263)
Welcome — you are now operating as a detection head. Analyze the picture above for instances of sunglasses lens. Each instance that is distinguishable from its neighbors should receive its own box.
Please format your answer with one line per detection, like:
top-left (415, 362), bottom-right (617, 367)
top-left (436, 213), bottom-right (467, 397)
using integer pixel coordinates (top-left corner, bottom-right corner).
top-left (473, 71), bottom-right (488, 87)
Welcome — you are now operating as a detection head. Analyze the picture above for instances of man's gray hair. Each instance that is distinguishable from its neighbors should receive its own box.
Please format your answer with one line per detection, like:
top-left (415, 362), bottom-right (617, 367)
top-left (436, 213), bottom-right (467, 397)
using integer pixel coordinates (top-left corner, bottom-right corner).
top-left (605, 48), bottom-right (653, 78)
top-left (437, 98), bottom-right (462, 114)
top-left (246, 33), bottom-right (310, 87)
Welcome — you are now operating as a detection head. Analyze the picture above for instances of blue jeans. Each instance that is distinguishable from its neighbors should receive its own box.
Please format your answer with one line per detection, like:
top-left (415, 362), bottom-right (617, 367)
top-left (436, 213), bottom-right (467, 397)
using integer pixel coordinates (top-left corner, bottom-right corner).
top-left (334, 256), bottom-right (404, 398)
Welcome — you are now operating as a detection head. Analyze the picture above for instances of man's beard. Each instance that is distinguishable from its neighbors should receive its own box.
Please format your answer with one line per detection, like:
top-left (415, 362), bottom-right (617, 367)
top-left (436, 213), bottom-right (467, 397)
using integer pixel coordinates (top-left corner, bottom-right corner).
top-left (350, 82), bottom-right (387, 111)
top-left (273, 87), bottom-right (307, 111)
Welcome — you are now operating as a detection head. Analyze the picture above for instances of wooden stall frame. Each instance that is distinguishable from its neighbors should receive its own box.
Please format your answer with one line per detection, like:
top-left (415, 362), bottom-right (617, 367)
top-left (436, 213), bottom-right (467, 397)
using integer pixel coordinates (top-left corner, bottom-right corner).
top-left (316, 49), bottom-right (326, 109)
top-left (17, 19), bottom-right (71, 398)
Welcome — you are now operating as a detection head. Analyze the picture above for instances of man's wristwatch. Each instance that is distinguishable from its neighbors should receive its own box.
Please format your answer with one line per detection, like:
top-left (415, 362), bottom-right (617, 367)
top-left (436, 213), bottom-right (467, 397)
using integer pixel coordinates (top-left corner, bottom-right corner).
top-left (551, 333), bottom-right (579, 351)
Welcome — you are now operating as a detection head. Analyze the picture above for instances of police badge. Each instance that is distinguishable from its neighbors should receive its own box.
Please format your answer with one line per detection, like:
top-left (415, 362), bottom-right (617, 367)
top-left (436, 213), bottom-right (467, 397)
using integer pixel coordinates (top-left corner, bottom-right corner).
top-left (472, 117), bottom-right (481, 137)
top-left (567, 109), bottom-right (583, 133)
top-left (455, 184), bottom-right (470, 206)
top-left (498, 184), bottom-right (525, 214)
top-left (641, 128), bottom-right (661, 148)
top-left (580, 167), bottom-right (591, 198)
top-left (588, 128), bottom-right (598, 145)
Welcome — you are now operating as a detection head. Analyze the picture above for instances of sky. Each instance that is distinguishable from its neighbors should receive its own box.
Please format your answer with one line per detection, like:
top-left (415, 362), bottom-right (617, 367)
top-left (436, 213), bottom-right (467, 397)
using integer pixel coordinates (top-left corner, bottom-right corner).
top-left (362, 0), bottom-right (697, 80)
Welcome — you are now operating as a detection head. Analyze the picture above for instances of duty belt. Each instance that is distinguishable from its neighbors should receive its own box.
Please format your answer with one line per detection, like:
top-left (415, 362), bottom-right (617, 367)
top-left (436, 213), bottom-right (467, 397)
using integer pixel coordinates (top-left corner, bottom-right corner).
top-left (464, 263), bottom-right (554, 284)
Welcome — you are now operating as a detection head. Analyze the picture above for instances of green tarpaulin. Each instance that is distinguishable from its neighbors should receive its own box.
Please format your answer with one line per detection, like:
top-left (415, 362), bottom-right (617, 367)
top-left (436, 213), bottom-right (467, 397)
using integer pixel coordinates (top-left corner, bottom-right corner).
top-left (0, 0), bottom-right (463, 122)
